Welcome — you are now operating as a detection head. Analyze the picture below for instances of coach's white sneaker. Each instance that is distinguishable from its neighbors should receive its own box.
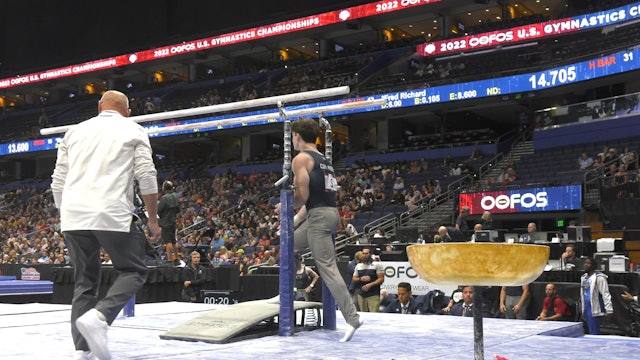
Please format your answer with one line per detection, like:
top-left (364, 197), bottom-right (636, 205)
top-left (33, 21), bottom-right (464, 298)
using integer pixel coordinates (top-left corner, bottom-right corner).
top-left (76, 309), bottom-right (111, 360)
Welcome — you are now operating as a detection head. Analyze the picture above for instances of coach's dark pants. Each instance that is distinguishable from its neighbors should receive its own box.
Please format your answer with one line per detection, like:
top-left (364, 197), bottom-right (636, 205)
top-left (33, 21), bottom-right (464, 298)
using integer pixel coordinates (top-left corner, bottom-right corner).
top-left (65, 223), bottom-right (148, 351)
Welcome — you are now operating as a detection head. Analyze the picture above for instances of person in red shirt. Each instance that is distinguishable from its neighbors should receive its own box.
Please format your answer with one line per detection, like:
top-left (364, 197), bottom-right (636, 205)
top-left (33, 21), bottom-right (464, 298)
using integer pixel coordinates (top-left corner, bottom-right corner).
top-left (536, 283), bottom-right (573, 321)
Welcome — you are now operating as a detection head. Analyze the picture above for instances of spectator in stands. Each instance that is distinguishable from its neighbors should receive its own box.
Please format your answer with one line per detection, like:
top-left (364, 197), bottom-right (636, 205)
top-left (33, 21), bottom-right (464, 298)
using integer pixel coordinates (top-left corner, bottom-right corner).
top-left (341, 218), bottom-right (357, 238)
top-left (443, 154), bottom-right (456, 168)
top-left (339, 204), bottom-right (355, 223)
top-left (494, 168), bottom-right (508, 186)
top-left (371, 228), bottom-right (386, 243)
top-left (580, 257), bottom-right (614, 335)
top-left (383, 282), bottom-right (420, 314)
top-left (100, 252), bottom-right (111, 265)
top-left (405, 190), bottom-right (422, 211)
top-left (392, 177), bottom-right (405, 191)
top-left (592, 155), bottom-right (604, 169)
top-left (612, 163), bottom-right (629, 189)
top-left (360, 193), bottom-right (374, 213)
top-left (604, 148), bottom-right (620, 169)
top-left (261, 250), bottom-right (276, 266)
top-left (421, 183), bottom-right (435, 202)
top-left (536, 283), bottom-right (573, 321)
top-left (210, 251), bottom-right (222, 267)
top-left (449, 162), bottom-right (462, 176)
top-left (37, 249), bottom-right (52, 264)
top-left (238, 254), bottom-right (252, 276)
top-left (53, 253), bottom-right (68, 265)
top-left (390, 190), bottom-right (405, 205)
top-left (460, 161), bottom-right (476, 177)
top-left (500, 284), bottom-right (530, 320)
top-left (469, 145), bottom-right (483, 160)
top-left (38, 109), bottom-right (49, 128)
top-left (408, 161), bottom-right (421, 174)
top-left (143, 97), bottom-right (155, 114)
top-left (210, 231), bottom-right (225, 253)
top-left (579, 152), bottom-right (594, 170)
top-left (257, 234), bottom-right (271, 249)
top-left (598, 146), bottom-right (609, 160)
top-left (434, 180), bottom-right (442, 196)
top-left (604, 162), bottom-right (618, 178)
top-left (620, 146), bottom-right (636, 170)
top-left (501, 167), bottom-right (517, 186)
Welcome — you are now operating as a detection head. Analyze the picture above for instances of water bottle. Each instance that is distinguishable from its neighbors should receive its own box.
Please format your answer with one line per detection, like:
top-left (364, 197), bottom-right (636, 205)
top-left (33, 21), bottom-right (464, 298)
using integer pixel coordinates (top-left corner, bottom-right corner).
top-left (418, 234), bottom-right (424, 244)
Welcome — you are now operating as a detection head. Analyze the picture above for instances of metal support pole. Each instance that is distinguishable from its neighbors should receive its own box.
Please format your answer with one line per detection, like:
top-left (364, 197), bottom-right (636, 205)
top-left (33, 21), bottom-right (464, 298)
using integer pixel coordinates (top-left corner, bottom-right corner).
top-left (277, 102), bottom-right (295, 337)
top-left (319, 115), bottom-right (332, 163)
top-left (472, 286), bottom-right (485, 360)
top-left (123, 295), bottom-right (135, 317)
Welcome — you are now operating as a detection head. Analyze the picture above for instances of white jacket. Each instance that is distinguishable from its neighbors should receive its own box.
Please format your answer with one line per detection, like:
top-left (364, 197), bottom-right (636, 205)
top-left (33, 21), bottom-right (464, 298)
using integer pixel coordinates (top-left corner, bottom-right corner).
top-left (580, 271), bottom-right (614, 317)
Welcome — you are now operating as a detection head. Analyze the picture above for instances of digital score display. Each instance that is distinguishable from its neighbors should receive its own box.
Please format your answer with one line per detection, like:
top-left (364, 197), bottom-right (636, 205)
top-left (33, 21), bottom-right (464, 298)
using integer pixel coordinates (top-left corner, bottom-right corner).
top-left (2, 47), bottom-right (638, 156)
top-left (0, 0), bottom-right (440, 89)
top-left (417, 2), bottom-right (640, 57)
top-left (459, 185), bottom-right (582, 215)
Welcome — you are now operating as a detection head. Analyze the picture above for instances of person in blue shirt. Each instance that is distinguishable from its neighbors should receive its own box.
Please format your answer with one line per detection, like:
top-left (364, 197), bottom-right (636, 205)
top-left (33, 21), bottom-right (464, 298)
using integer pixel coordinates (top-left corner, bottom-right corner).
top-left (580, 257), bottom-right (614, 334)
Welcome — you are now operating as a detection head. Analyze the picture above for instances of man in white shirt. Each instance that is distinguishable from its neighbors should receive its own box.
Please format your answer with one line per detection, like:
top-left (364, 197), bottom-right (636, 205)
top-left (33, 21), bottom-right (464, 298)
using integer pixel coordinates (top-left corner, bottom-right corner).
top-left (51, 90), bottom-right (160, 360)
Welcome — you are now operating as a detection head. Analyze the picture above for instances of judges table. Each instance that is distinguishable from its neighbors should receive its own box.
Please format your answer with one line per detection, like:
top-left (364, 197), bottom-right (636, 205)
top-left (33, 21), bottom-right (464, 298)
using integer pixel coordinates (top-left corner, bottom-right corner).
top-left (543, 240), bottom-right (624, 259)
top-left (48, 265), bottom-right (321, 304)
top-left (50, 265), bottom-right (240, 304)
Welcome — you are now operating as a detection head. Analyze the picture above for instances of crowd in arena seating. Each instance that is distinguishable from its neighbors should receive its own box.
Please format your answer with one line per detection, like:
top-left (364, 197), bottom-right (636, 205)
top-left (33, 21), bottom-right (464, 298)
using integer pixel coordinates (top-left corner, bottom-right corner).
top-left (0, 150), bottom-right (467, 268)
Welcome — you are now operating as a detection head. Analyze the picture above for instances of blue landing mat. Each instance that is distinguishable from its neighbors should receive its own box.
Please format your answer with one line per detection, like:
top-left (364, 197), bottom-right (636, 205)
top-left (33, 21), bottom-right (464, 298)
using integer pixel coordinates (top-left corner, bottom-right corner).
top-left (0, 280), bottom-right (53, 295)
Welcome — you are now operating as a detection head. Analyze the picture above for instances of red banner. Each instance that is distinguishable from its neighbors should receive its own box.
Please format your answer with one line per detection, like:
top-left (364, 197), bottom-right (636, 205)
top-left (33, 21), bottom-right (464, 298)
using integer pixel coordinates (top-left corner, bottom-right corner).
top-left (0, 0), bottom-right (442, 90)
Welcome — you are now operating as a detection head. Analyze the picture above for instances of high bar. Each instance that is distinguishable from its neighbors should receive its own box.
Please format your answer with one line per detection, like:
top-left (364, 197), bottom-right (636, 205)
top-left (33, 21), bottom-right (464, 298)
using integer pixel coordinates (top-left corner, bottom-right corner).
top-left (40, 86), bottom-right (351, 136)
top-left (145, 98), bottom-right (387, 136)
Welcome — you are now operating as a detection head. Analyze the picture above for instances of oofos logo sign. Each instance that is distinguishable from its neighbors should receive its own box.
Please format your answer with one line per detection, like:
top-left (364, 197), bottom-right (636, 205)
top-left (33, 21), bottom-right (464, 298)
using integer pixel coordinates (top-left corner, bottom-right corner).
top-left (481, 192), bottom-right (548, 210)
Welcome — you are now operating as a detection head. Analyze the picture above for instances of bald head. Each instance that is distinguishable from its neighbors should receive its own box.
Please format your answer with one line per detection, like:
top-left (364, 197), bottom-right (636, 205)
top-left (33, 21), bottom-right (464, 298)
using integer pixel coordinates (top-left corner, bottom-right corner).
top-left (98, 90), bottom-right (130, 117)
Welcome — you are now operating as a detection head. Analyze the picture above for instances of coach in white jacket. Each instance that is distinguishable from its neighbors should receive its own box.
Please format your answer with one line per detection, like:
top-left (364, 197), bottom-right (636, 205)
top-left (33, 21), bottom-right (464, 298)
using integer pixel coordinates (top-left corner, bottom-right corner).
top-left (580, 257), bottom-right (614, 335)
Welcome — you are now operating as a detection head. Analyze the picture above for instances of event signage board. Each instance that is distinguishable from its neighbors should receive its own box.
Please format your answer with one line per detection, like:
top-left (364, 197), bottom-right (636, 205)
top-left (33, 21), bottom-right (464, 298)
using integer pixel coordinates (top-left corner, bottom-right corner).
top-left (458, 185), bottom-right (583, 215)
